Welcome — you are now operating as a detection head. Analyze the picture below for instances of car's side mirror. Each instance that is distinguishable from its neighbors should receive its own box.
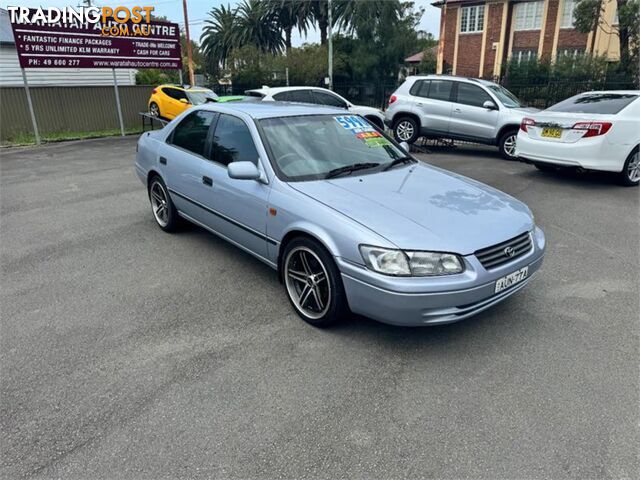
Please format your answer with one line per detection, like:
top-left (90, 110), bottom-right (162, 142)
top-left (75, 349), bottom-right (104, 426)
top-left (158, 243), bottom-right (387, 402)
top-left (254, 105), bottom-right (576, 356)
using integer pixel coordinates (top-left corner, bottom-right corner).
top-left (399, 141), bottom-right (410, 153)
top-left (483, 100), bottom-right (498, 110)
top-left (179, 98), bottom-right (189, 104)
top-left (228, 161), bottom-right (261, 180)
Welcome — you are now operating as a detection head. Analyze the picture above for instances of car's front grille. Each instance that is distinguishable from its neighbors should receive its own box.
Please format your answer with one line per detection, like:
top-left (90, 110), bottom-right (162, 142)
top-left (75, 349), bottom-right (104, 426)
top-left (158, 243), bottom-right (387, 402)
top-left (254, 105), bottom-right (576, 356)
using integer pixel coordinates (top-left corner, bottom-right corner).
top-left (475, 232), bottom-right (532, 270)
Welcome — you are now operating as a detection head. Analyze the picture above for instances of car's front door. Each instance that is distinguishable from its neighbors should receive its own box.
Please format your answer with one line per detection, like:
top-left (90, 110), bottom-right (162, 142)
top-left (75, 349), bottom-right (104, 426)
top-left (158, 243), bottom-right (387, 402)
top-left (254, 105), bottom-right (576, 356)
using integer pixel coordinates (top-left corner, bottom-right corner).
top-left (448, 82), bottom-right (499, 141)
top-left (412, 79), bottom-right (454, 136)
top-left (199, 113), bottom-right (272, 260)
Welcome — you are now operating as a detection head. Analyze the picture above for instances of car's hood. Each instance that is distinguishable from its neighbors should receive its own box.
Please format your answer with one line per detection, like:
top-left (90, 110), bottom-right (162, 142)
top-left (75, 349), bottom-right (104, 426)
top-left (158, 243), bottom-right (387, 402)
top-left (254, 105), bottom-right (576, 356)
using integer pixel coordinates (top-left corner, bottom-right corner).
top-left (289, 163), bottom-right (533, 254)
top-left (510, 106), bottom-right (541, 115)
top-left (350, 105), bottom-right (384, 118)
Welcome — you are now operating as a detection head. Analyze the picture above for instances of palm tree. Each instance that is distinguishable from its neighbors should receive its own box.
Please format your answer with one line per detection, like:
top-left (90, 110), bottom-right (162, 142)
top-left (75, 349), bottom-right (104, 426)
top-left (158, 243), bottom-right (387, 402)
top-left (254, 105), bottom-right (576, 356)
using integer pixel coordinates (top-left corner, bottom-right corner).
top-left (200, 4), bottom-right (238, 70)
top-left (335, 0), bottom-right (402, 40)
top-left (266, 0), bottom-right (310, 53)
top-left (235, 0), bottom-right (285, 55)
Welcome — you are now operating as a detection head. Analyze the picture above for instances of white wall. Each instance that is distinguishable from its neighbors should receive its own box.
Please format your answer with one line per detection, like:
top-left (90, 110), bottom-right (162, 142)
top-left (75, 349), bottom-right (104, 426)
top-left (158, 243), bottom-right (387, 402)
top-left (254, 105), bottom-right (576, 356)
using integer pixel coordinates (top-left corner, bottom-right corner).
top-left (0, 46), bottom-right (137, 87)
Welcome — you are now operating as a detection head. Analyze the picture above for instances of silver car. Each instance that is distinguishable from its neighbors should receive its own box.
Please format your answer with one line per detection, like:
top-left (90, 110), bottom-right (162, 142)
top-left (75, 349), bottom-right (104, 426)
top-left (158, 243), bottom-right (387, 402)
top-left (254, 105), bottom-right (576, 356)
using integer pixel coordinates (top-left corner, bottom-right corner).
top-left (135, 102), bottom-right (545, 327)
top-left (385, 75), bottom-right (539, 159)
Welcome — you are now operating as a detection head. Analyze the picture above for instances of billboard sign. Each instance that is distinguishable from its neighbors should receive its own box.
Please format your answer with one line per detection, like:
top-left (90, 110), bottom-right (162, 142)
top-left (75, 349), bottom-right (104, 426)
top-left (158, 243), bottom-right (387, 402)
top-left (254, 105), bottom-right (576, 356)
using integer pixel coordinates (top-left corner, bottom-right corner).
top-left (8, 7), bottom-right (182, 69)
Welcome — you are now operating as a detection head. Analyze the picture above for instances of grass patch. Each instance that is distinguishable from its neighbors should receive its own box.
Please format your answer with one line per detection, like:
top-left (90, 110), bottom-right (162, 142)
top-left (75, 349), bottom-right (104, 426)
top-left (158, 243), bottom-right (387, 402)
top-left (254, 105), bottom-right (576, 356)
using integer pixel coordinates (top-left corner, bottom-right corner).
top-left (1, 128), bottom-right (145, 147)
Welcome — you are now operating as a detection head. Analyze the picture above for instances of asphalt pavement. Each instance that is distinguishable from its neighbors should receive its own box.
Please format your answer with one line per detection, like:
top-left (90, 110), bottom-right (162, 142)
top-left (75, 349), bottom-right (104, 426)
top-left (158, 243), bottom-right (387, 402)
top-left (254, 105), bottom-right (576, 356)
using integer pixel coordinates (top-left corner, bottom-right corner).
top-left (1, 136), bottom-right (638, 479)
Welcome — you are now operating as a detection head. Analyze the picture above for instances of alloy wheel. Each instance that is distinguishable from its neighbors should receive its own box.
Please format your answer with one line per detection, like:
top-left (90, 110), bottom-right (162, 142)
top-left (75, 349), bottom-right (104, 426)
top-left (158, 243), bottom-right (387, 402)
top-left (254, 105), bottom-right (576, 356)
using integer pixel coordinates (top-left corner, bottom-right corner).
top-left (627, 151), bottom-right (640, 182)
top-left (396, 121), bottom-right (414, 142)
top-left (149, 103), bottom-right (159, 116)
top-left (284, 247), bottom-right (331, 320)
top-left (150, 181), bottom-right (169, 227)
top-left (503, 134), bottom-right (517, 158)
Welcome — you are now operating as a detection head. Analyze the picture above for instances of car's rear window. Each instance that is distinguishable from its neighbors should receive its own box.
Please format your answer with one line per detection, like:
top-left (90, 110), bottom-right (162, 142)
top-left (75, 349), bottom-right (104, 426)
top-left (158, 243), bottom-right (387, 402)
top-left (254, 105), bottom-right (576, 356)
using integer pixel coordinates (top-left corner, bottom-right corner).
top-left (546, 93), bottom-right (639, 114)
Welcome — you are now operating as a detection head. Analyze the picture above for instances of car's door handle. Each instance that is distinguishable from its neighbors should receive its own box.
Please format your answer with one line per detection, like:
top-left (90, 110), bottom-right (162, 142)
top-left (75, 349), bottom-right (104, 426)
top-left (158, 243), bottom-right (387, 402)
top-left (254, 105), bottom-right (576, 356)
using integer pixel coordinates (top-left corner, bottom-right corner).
top-left (159, 156), bottom-right (167, 165)
top-left (453, 108), bottom-right (461, 113)
top-left (202, 176), bottom-right (213, 186)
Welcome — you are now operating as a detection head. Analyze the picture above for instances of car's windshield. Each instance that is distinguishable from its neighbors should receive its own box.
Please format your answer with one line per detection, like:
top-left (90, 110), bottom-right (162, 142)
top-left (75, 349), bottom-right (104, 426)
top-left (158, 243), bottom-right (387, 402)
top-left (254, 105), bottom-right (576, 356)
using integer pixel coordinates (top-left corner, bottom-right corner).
top-left (260, 114), bottom-right (409, 181)
top-left (486, 84), bottom-right (524, 108)
top-left (186, 90), bottom-right (218, 105)
top-left (546, 93), bottom-right (639, 114)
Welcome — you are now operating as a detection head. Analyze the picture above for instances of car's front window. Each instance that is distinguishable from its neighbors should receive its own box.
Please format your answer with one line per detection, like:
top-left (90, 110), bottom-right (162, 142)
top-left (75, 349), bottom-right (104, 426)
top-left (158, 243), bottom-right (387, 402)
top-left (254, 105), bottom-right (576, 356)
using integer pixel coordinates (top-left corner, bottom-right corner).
top-left (486, 84), bottom-right (524, 108)
top-left (259, 114), bottom-right (409, 182)
top-left (186, 91), bottom-right (217, 105)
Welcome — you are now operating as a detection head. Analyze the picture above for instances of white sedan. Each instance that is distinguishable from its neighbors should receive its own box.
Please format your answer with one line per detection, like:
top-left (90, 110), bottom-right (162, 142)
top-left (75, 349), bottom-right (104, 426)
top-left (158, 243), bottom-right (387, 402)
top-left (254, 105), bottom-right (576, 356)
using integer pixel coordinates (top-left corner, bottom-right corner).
top-left (244, 86), bottom-right (386, 130)
top-left (515, 90), bottom-right (640, 186)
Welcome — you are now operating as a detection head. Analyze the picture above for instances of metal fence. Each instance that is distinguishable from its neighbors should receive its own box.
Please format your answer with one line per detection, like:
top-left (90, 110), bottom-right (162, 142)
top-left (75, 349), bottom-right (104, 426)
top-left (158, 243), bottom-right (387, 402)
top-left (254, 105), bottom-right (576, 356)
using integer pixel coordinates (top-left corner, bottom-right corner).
top-left (0, 85), bottom-right (151, 142)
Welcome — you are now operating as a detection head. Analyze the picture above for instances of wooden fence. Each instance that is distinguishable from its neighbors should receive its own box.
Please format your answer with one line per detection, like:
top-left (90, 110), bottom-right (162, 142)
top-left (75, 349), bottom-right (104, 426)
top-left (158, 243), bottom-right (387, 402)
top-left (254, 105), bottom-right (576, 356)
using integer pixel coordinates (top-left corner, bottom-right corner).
top-left (0, 85), bottom-right (153, 141)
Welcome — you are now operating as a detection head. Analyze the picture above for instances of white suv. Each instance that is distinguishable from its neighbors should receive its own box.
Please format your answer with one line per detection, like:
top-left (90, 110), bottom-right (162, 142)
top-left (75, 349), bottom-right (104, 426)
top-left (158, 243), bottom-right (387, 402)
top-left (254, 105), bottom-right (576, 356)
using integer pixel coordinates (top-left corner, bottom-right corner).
top-left (385, 75), bottom-right (539, 159)
top-left (245, 86), bottom-right (386, 130)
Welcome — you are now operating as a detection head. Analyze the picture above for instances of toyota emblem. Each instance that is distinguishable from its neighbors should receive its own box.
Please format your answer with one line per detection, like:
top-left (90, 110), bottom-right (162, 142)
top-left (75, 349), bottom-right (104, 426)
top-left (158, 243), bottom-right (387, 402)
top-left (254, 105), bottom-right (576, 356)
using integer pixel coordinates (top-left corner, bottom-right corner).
top-left (504, 246), bottom-right (516, 257)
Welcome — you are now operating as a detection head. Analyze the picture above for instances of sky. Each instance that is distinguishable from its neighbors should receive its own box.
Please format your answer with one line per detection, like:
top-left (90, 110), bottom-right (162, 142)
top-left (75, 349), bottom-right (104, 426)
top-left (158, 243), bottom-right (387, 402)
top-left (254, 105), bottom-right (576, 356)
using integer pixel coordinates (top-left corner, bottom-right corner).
top-left (5, 0), bottom-right (441, 50)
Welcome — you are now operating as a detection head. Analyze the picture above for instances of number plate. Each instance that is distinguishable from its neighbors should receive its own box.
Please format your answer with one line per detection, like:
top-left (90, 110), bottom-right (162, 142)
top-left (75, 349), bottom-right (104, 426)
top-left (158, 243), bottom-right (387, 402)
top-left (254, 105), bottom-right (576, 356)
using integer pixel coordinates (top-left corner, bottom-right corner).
top-left (495, 266), bottom-right (529, 293)
top-left (541, 127), bottom-right (562, 138)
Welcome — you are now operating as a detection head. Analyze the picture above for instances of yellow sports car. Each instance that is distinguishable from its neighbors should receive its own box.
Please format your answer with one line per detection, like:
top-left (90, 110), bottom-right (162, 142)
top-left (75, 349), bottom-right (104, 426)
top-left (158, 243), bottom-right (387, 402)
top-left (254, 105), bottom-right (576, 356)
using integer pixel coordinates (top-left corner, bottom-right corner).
top-left (148, 85), bottom-right (244, 120)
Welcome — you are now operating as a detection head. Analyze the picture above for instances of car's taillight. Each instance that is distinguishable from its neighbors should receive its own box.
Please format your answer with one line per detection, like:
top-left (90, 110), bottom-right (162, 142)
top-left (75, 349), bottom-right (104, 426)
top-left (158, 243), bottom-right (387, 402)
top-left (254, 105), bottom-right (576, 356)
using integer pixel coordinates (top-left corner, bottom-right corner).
top-left (151, 88), bottom-right (157, 94)
top-left (572, 121), bottom-right (612, 137)
top-left (388, 95), bottom-right (397, 105)
top-left (520, 117), bottom-right (535, 132)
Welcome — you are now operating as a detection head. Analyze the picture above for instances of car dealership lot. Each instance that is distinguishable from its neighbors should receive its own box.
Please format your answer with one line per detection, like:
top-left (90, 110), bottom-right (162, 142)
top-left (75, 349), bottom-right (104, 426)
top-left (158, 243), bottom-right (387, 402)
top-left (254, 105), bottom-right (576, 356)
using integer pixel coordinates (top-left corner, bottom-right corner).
top-left (1, 137), bottom-right (638, 478)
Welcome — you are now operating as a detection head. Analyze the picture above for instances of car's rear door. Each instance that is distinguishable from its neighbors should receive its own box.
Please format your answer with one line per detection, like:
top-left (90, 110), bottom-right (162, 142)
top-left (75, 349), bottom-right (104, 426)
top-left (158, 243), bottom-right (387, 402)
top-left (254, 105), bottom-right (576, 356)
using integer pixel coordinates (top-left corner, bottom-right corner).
top-left (411, 79), bottom-right (453, 136)
top-left (199, 113), bottom-right (272, 260)
top-left (160, 110), bottom-right (218, 225)
top-left (448, 82), bottom-right (499, 141)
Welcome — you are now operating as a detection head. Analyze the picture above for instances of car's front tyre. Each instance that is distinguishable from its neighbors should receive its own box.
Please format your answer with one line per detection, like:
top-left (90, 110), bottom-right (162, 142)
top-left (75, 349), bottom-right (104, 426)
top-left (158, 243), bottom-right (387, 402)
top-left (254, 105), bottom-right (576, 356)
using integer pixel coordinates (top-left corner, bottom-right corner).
top-left (619, 147), bottom-right (639, 187)
top-left (282, 237), bottom-right (349, 327)
top-left (393, 116), bottom-right (420, 144)
top-left (148, 175), bottom-right (179, 232)
top-left (149, 102), bottom-right (161, 118)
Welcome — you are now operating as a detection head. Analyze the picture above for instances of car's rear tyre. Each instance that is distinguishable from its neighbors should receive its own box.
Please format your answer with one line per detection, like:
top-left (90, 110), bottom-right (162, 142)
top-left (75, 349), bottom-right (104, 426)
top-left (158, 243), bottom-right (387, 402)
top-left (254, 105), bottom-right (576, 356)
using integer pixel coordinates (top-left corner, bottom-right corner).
top-left (393, 117), bottom-right (420, 144)
top-left (498, 129), bottom-right (519, 160)
top-left (149, 102), bottom-right (160, 117)
top-left (619, 147), bottom-right (639, 186)
top-left (282, 237), bottom-right (349, 328)
top-left (148, 176), bottom-right (179, 232)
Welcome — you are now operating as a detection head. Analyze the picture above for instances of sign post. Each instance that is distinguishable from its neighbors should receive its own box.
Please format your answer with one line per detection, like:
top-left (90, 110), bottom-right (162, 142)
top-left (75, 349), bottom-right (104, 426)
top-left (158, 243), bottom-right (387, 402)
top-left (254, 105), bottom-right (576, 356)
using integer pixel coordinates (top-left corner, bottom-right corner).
top-left (20, 68), bottom-right (40, 145)
top-left (112, 69), bottom-right (125, 137)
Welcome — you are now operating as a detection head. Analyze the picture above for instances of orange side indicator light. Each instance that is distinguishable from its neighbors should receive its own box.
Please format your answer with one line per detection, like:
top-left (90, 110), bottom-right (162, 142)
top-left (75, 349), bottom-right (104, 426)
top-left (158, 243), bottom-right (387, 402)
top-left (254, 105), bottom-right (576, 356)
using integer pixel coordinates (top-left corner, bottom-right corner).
top-left (269, 207), bottom-right (277, 216)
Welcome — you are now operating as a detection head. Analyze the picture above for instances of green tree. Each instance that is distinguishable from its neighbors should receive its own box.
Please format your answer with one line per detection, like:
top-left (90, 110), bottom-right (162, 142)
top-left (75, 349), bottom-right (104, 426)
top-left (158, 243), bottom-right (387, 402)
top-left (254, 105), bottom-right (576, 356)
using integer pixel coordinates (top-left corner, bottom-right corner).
top-left (573, 0), bottom-right (639, 76)
top-left (265, 0), bottom-right (310, 53)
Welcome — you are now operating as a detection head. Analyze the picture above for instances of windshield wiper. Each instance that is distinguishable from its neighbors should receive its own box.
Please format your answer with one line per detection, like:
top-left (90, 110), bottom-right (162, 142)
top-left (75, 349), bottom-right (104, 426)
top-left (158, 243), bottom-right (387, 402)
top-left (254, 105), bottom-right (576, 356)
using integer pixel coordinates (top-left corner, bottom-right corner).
top-left (325, 162), bottom-right (380, 179)
top-left (383, 156), bottom-right (415, 171)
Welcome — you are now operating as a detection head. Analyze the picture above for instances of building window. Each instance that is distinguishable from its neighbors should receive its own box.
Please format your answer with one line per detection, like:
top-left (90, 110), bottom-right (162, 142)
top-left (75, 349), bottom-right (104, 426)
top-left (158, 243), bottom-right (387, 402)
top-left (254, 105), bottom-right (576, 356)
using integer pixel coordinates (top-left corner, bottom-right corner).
top-left (557, 47), bottom-right (585, 59)
top-left (514, 1), bottom-right (544, 30)
top-left (513, 49), bottom-right (538, 63)
top-left (460, 5), bottom-right (485, 33)
top-left (561, 0), bottom-right (576, 28)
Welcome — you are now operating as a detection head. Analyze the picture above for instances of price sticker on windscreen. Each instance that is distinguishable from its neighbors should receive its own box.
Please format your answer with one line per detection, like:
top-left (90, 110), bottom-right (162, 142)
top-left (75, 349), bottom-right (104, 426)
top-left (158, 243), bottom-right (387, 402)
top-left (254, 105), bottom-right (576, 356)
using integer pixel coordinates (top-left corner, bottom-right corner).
top-left (335, 115), bottom-right (375, 133)
top-left (356, 131), bottom-right (392, 148)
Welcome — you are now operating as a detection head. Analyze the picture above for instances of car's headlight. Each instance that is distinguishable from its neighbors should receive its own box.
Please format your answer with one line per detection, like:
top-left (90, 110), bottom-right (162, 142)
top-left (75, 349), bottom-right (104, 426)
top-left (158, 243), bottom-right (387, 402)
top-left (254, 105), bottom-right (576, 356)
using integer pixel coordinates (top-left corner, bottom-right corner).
top-left (359, 245), bottom-right (464, 276)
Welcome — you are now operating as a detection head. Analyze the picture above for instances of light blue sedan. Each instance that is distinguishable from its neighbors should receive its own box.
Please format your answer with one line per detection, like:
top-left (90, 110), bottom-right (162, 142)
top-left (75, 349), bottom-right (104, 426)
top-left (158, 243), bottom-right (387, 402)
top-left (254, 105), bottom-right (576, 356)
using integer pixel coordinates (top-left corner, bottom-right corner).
top-left (135, 102), bottom-right (545, 327)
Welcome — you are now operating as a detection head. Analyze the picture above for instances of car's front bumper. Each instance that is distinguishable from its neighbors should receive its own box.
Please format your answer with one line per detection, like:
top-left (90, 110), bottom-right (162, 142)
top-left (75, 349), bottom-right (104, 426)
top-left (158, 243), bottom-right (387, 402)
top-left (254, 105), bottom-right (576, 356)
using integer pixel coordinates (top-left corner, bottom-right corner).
top-left (337, 227), bottom-right (545, 326)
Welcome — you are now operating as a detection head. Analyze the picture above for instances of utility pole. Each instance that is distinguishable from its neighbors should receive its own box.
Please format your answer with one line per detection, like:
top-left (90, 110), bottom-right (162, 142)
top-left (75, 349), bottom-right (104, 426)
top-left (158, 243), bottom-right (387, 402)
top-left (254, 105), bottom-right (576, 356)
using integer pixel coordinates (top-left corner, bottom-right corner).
top-left (182, 0), bottom-right (195, 86)
top-left (328, 0), bottom-right (333, 90)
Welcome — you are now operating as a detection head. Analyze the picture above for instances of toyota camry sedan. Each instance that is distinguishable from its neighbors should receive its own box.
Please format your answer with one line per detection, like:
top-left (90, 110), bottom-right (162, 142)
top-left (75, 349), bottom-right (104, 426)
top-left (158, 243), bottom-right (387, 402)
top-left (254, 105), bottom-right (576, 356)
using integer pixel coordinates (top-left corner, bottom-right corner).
top-left (135, 102), bottom-right (545, 327)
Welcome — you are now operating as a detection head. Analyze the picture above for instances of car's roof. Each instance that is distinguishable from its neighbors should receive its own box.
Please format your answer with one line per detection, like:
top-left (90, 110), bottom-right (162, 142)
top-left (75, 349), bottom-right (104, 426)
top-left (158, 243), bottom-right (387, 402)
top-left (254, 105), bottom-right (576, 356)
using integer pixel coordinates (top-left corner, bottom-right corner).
top-left (197, 101), bottom-right (346, 119)
top-left (158, 84), bottom-right (212, 92)
top-left (246, 86), bottom-right (324, 95)
top-left (572, 90), bottom-right (640, 95)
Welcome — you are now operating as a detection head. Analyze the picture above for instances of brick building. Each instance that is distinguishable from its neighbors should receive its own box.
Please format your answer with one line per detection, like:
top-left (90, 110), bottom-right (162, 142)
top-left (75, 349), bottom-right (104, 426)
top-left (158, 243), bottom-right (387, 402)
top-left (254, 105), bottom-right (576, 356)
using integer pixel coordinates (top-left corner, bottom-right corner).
top-left (433, 0), bottom-right (621, 78)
